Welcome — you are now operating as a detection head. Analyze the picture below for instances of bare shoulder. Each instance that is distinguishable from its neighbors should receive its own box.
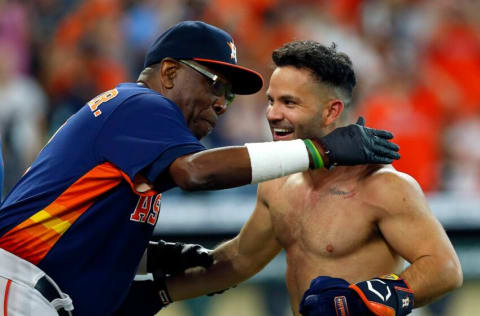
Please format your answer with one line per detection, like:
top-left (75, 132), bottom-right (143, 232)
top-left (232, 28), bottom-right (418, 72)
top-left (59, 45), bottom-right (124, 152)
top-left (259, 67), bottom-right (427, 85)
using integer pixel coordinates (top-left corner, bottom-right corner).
top-left (257, 175), bottom-right (294, 205)
top-left (360, 165), bottom-right (429, 216)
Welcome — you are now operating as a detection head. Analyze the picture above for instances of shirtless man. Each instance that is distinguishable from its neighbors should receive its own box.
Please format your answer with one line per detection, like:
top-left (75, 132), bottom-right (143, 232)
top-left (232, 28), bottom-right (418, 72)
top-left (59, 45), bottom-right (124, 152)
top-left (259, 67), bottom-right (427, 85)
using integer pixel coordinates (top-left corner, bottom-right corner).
top-left (126, 41), bottom-right (463, 316)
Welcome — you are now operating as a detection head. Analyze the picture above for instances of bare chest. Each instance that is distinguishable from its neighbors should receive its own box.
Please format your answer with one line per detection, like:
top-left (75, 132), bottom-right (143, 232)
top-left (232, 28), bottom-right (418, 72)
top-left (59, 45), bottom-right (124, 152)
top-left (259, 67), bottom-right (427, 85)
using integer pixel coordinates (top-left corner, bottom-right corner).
top-left (268, 179), bottom-right (377, 257)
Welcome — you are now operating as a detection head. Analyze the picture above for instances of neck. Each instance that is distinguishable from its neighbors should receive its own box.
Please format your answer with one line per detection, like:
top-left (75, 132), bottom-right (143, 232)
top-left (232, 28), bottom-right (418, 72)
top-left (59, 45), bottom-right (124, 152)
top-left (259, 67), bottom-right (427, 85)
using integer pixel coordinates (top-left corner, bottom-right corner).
top-left (136, 81), bottom-right (149, 88)
top-left (305, 165), bottom-right (370, 188)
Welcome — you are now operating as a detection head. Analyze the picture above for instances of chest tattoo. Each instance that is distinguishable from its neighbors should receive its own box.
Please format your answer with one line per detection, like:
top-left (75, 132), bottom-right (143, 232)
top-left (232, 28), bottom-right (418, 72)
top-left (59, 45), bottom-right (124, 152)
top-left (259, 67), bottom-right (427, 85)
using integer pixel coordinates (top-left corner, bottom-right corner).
top-left (328, 187), bottom-right (356, 198)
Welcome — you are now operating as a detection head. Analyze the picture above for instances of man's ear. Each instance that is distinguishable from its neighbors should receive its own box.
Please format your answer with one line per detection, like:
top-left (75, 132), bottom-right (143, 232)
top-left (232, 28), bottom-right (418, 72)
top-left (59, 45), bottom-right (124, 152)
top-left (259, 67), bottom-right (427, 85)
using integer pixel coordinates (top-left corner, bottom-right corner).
top-left (160, 59), bottom-right (179, 89)
top-left (323, 99), bottom-right (344, 125)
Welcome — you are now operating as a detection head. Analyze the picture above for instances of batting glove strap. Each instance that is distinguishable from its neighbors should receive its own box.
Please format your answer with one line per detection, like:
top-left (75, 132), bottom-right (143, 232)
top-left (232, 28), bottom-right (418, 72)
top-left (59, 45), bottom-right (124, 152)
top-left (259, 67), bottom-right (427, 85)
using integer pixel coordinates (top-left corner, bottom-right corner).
top-left (349, 274), bottom-right (414, 316)
top-left (152, 271), bottom-right (173, 307)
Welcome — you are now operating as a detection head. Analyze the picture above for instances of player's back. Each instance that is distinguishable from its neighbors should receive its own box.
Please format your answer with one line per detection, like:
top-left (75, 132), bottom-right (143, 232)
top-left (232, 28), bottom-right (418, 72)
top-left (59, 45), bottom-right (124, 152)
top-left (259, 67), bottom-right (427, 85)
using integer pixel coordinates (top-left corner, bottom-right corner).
top-left (0, 83), bottom-right (197, 315)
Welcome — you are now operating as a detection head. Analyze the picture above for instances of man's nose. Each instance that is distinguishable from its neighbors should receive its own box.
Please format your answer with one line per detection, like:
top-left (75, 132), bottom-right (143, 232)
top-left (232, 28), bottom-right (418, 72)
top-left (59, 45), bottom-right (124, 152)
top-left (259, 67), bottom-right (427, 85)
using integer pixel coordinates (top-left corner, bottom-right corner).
top-left (266, 103), bottom-right (283, 121)
top-left (212, 96), bottom-right (228, 115)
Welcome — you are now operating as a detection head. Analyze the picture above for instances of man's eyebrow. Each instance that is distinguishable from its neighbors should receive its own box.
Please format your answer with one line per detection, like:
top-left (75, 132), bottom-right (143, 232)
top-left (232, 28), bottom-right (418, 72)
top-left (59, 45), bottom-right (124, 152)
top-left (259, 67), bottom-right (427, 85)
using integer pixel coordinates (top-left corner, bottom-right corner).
top-left (278, 94), bottom-right (300, 102)
top-left (266, 93), bottom-right (301, 103)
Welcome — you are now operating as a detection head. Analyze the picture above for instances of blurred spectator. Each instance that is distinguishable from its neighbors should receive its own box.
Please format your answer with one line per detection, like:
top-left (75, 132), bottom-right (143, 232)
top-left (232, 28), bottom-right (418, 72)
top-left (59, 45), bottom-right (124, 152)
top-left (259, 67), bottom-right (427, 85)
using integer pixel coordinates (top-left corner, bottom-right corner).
top-left (44, 0), bottom-right (129, 135)
top-left (358, 68), bottom-right (443, 193)
top-left (122, 0), bottom-right (196, 78)
top-left (443, 115), bottom-right (480, 195)
top-left (0, 45), bottom-right (47, 193)
top-left (0, 0), bottom-right (30, 74)
top-left (420, 2), bottom-right (480, 121)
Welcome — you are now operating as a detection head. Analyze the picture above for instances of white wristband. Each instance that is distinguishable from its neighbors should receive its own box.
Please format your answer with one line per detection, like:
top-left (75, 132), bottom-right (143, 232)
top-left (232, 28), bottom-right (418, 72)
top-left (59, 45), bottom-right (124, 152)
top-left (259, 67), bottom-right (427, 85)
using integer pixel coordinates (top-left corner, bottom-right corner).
top-left (245, 139), bottom-right (310, 184)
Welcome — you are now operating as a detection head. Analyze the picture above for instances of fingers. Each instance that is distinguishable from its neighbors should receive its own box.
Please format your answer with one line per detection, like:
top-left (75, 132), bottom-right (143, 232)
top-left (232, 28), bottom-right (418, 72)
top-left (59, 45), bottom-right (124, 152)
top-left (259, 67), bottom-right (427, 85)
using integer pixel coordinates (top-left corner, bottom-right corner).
top-left (370, 128), bottom-right (394, 139)
top-left (374, 136), bottom-right (400, 152)
top-left (300, 295), bottom-right (329, 316)
top-left (371, 144), bottom-right (400, 160)
top-left (370, 155), bottom-right (395, 164)
top-left (355, 116), bottom-right (365, 126)
top-left (183, 244), bottom-right (214, 268)
top-left (196, 252), bottom-right (214, 268)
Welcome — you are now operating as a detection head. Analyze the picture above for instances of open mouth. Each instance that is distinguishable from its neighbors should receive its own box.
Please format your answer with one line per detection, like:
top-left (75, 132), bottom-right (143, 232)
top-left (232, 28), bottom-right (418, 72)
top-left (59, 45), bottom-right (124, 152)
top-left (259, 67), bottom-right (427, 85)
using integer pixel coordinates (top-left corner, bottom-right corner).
top-left (273, 128), bottom-right (294, 139)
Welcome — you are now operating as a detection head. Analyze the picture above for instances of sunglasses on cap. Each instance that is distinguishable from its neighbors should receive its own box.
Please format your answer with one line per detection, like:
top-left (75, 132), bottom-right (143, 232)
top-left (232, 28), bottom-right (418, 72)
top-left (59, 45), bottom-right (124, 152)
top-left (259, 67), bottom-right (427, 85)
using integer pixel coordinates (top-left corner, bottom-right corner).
top-left (178, 59), bottom-right (235, 107)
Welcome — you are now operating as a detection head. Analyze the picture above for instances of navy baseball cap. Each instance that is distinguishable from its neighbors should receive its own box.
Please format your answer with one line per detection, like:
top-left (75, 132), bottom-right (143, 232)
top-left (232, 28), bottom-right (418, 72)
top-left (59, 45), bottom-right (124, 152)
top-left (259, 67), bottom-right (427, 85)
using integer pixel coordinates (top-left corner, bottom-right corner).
top-left (144, 21), bottom-right (263, 95)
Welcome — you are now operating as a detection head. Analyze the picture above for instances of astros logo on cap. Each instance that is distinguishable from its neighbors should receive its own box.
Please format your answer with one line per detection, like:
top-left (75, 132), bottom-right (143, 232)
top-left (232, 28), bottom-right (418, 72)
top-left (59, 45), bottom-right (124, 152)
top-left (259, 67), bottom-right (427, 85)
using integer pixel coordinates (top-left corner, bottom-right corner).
top-left (227, 42), bottom-right (237, 63)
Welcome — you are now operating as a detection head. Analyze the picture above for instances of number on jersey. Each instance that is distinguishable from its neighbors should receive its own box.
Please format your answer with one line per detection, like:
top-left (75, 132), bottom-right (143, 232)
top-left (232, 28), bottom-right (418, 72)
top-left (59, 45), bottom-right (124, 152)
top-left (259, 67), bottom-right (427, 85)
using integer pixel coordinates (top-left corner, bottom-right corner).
top-left (88, 88), bottom-right (118, 117)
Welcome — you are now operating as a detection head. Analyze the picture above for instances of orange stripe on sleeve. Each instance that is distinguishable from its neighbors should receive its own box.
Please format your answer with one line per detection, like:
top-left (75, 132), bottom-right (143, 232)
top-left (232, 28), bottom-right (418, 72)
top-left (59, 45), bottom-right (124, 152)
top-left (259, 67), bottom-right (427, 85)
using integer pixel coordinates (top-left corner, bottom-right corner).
top-left (0, 163), bottom-right (150, 265)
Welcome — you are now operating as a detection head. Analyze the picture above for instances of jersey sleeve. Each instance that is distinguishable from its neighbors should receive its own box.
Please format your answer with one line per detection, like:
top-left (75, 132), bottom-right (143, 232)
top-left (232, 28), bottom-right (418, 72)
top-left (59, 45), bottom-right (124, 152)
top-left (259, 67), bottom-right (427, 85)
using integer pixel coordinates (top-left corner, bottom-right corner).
top-left (95, 93), bottom-right (205, 184)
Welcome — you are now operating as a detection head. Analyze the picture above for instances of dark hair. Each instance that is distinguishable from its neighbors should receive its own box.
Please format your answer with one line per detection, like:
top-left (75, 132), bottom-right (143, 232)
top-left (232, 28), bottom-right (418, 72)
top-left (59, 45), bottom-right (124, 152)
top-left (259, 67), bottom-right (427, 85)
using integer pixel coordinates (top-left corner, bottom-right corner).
top-left (272, 41), bottom-right (356, 103)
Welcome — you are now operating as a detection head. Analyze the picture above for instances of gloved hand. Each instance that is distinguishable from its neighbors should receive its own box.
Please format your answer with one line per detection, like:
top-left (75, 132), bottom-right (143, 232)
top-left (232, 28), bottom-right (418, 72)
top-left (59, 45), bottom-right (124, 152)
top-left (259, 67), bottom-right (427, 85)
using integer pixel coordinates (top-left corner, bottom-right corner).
top-left (147, 240), bottom-right (213, 275)
top-left (299, 276), bottom-right (371, 316)
top-left (299, 275), bottom-right (414, 316)
top-left (318, 116), bottom-right (400, 167)
top-left (114, 240), bottom-right (213, 316)
top-left (113, 276), bottom-right (170, 316)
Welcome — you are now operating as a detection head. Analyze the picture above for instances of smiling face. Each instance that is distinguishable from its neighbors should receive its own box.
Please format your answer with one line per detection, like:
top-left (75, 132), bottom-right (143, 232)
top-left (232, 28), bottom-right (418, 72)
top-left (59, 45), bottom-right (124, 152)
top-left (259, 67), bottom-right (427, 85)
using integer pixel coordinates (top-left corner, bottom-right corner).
top-left (266, 66), bottom-right (343, 141)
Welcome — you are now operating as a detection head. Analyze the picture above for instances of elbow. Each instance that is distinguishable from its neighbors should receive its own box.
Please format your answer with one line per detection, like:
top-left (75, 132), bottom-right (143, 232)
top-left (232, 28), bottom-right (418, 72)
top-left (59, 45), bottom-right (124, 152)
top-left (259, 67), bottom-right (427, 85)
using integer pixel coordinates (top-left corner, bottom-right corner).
top-left (170, 157), bottom-right (212, 191)
top-left (450, 262), bottom-right (464, 290)
top-left (443, 256), bottom-right (463, 291)
top-left (175, 174), bottom-right (208, 192)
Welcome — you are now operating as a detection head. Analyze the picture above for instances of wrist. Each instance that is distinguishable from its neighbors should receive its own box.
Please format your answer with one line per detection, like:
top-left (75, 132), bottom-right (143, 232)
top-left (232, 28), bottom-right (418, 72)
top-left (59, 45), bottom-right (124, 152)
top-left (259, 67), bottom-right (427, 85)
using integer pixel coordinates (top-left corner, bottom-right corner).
top-left (349, 274), bottom-right (414, 316)
top-left (153, 271), bottom-right (173, 307)
top-left (146, 240), bottom-right (167, 273)
top-left (310, 139), bottom-right (331, 169)
top-left (245, 140), bottom-right (310, 183)
top-left (304, 139), bottom-right (331, 169)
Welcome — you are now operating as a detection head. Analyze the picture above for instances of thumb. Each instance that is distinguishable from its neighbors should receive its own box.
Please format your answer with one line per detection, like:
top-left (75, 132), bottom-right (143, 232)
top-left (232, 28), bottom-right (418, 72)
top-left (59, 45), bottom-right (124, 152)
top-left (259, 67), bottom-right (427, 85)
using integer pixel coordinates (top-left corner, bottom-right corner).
top-left (355, 116), bottom-right (365, 126)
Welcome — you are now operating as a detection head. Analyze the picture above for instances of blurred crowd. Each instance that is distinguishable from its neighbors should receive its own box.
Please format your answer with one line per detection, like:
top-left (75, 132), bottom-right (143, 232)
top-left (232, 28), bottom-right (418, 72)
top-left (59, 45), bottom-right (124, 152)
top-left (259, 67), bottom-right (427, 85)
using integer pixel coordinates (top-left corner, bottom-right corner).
top-left (1, 0), bottom-right (480, 195)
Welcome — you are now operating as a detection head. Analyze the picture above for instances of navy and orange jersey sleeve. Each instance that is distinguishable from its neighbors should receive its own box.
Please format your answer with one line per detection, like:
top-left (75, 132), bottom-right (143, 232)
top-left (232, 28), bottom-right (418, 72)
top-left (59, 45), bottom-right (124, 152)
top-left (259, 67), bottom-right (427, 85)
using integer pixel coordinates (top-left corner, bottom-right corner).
top-left (95, 86), bottom-right (206, 187)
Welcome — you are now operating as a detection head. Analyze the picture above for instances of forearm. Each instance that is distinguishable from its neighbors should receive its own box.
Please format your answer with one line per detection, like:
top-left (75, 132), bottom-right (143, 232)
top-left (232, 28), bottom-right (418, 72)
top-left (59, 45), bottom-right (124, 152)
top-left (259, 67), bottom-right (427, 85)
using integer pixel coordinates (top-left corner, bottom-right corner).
top-left (173, 146), bottom-right (254, 190)
top-left (171, 142), bottom-right (314, 191)
top-left (400, 254), bottom-right (463, 307)
top-left (167, 239), bottom-right (253, 300)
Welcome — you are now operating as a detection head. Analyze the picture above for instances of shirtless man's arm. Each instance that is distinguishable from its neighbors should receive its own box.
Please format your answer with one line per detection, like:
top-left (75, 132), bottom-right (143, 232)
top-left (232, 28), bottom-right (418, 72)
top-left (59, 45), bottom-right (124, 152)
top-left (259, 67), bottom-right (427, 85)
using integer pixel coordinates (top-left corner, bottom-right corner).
top-left (166, 181), bottom-right (282, 300)
top-left (369, 169), bottom-right (463, 306)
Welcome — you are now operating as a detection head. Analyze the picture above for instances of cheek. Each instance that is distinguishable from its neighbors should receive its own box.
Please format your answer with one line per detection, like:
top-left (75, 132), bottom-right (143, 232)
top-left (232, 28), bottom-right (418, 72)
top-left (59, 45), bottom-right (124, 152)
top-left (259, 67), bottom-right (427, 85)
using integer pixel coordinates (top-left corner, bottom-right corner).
top-left (293, 112), bottom-right (324, 137)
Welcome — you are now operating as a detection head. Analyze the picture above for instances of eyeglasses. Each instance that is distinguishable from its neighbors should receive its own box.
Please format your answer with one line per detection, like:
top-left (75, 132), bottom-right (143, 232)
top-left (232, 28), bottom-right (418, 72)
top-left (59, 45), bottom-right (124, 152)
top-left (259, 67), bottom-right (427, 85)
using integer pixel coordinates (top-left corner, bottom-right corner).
top-left (178, 59), bottom-right (235, 107)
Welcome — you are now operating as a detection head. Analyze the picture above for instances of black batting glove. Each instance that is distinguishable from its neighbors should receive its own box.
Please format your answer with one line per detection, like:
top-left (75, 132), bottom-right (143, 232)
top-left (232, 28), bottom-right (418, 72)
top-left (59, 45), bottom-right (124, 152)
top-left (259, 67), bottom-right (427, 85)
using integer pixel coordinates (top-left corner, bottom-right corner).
top-left (113, 276), bottom-right (171, 316)
top-left (318, 116), bottom-right (400, 167)
top-left (147, 240), bottom-right (213, 275)
top-left (114, 241), bottom-right (213, 315)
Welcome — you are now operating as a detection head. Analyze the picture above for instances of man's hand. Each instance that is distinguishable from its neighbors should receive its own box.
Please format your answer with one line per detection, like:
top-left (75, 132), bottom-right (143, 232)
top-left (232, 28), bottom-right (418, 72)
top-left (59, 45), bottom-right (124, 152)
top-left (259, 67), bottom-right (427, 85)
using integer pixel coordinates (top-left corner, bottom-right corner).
top-left (114, 241), bottom-right (213, 316)
top-left (299, 275), bottom-right (414, 316)
top-left (299, 276), bottom-right (370, 316)
top-left (318, 116), bottom-right (400, 167)
top-left (147, 240), bottom-right (213, 275)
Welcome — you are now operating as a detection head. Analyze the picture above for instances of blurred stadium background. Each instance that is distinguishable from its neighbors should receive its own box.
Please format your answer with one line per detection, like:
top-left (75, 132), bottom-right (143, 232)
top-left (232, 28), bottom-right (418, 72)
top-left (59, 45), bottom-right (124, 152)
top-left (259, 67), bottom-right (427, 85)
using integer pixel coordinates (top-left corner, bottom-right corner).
top-left (0, 0), bottom-right (479, 315)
